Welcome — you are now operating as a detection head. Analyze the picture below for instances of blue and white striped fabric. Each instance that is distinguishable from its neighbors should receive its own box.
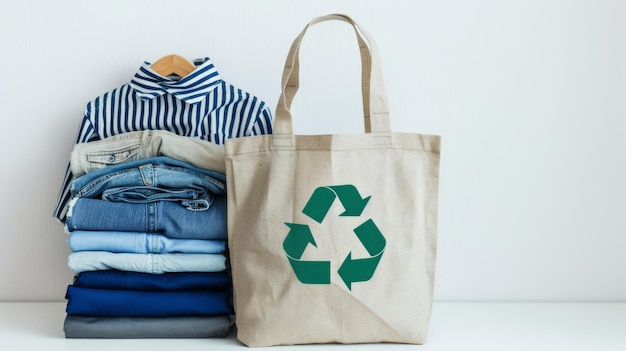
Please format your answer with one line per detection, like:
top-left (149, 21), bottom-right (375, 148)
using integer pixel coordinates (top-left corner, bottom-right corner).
top-left (54, 57), bottom-right (272, 222)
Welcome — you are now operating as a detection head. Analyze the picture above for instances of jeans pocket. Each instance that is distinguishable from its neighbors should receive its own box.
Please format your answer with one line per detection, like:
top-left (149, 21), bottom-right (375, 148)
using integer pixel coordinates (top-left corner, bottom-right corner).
top-left (86, 147), bottom-right (139, 165)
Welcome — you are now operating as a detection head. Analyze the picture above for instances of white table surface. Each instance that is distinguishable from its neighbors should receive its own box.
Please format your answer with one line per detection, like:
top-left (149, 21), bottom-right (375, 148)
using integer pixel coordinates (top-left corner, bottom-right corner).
top-left (1, 302), bottom-right (624, 350)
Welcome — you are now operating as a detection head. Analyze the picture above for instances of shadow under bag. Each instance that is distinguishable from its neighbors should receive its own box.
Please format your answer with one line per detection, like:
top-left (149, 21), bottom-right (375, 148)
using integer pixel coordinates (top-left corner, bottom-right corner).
top-left (225, 14), bottom-right (441, 347)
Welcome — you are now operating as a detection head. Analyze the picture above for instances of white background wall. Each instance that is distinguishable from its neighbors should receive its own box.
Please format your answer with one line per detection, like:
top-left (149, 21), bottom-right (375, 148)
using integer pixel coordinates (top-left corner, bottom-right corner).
top-left (0, 0), bottom-right (624, 302)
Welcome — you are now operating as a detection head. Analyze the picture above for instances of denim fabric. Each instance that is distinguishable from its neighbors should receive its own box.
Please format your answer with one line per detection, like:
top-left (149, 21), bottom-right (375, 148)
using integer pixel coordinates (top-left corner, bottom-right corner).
top-left (65, 286), bottom-right (233, 316)
top-left (70, 156), bottom-right (225, 211)
top-left (70, 130), bottom-right (226, 178)
top-left (68, 252), bottom-right (226, 274)
top-left (65, 197), bottom-right (227, 240)
top-left (73, 271), bottom-right (231, 291)
top-left (64, 314), bottom-right (233, 338)
top-left (68, 231), bottom-right (226, 254)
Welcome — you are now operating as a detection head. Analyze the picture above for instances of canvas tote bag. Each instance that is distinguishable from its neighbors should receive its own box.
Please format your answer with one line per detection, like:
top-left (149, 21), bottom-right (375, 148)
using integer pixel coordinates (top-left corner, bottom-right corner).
top-left (224, 14), bottom-right (441, 347)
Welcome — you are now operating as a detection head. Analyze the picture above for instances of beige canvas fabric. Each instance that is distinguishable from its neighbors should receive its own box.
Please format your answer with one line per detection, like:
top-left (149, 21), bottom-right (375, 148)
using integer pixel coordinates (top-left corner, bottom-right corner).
top-left (225, 14), bottom-right (441, 347)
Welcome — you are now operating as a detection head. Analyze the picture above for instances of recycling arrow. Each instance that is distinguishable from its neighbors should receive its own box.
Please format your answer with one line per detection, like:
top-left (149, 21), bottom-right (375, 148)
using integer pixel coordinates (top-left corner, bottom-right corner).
top-left (283, 223), bottom-right (330, 284)
top-left (338, 219), bottom-right (386, 290)
top-left (283, 184), bottom-right (385, 290)
top-left (302, 185), bottom-right (371, 223)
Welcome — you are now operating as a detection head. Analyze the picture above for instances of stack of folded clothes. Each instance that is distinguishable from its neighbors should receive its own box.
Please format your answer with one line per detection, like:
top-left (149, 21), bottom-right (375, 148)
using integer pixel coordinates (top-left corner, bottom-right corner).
top-left (62, 132), bottom-right (234, 338)
top-left (54, 57), bottom-right (274, 338)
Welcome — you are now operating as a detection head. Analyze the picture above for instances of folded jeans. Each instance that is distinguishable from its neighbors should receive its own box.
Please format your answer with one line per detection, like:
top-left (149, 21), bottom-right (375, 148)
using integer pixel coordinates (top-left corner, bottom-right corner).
top-left (73, 270), bottom-right (231, 291)
top-left (66, 197), bottom-right (227, 240)
top-left (68, 251), bottom-right (227, 274)
top-left (64, 314), bottom-right (233, 338)
top-left (70, 156), bottom-right (225, 211)
top-left (65, 286), bottom-right (233, 317)
top-left (68, 231), bottom-right (226, 254)
top-left (70, 130), bottom-right (226, 178)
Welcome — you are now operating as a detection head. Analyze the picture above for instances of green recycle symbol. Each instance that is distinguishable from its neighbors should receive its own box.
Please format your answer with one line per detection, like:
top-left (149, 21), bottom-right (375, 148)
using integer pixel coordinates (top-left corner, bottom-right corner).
top-left (282, 185), bottom-right (386, 290)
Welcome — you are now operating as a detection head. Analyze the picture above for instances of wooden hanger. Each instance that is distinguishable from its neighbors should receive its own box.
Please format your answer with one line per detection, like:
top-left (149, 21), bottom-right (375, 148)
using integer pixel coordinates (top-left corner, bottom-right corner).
top-left (150, 54), bottom-right (196, 77)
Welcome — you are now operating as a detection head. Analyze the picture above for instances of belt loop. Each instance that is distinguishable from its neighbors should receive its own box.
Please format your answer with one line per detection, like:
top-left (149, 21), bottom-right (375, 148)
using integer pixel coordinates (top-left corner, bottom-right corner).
top-left (139, 164), bottom-right (156, 186)
top-left (142, 130), bottom-right (152, 146)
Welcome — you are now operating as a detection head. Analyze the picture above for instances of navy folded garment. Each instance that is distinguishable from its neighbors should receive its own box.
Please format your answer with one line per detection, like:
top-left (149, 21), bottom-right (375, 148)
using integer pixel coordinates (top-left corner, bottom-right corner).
top-left (73, 270), bottom-right (231, 291)
top-left (64, 314), bottom-right (234, 338)
top-left (65, 286), bottom-right (233, 317)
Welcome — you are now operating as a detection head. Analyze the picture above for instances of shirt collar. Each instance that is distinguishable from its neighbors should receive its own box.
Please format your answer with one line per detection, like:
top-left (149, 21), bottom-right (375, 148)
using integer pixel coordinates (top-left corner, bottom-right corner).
top-left (130, 57), bottom-right (222, 104)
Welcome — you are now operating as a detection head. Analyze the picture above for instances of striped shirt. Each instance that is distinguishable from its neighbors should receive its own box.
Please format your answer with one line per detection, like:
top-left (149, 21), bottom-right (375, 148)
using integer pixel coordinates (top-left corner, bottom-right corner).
top-left (54, 57), bottom-right (273, 222)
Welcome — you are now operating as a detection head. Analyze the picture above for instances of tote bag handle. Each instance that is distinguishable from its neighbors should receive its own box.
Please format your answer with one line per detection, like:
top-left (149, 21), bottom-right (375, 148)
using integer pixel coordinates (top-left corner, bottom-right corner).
top-left (274, 14), bottom-right (391, 143)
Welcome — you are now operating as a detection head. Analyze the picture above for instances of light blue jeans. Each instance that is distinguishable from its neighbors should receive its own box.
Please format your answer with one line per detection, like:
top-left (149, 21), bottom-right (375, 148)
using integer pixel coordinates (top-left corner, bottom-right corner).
top-left (68, 231), bottom-right (226, 254)
top-left (68, 251), bottom-right (227, 274)
top-left (70, 156), bottom-right (225, 211)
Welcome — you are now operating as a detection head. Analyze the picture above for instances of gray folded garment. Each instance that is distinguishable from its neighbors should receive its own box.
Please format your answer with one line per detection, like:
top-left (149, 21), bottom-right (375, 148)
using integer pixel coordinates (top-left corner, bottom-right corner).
top-left (64, 314), bottom-right (234, 338)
